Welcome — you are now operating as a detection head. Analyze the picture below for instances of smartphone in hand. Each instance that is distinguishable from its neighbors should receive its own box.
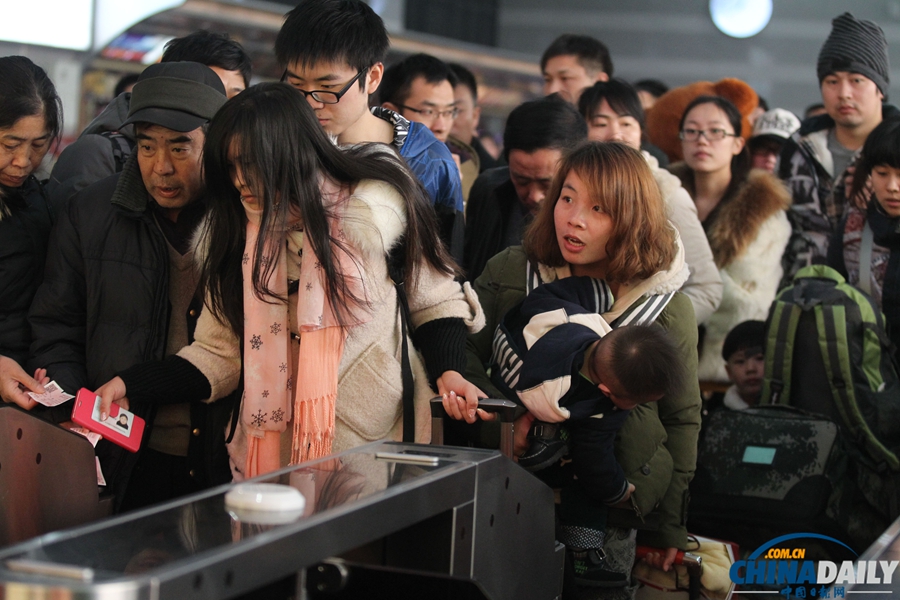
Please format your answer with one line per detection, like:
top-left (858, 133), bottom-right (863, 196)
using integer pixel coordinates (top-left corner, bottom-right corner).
top-left (71, 388), bottom-right (145, 453)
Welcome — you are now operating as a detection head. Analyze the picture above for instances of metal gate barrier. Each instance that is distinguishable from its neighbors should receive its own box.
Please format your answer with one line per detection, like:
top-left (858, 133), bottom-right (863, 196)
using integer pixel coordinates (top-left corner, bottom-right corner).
top-left (0, 405), bottom-right (111, 546)
top-left (0, 440), bottom-right (564, 599)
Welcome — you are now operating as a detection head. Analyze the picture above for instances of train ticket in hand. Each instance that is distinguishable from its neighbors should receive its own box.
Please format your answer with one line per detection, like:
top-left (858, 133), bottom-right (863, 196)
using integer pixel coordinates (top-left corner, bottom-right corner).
top-left (27, 380), bottom-right (74, 407)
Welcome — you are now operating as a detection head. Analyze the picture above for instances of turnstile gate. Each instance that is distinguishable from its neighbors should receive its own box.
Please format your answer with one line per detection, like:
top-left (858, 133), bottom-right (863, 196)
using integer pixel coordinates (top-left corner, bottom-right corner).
top-left (0, 440), bottom-right (564, 599)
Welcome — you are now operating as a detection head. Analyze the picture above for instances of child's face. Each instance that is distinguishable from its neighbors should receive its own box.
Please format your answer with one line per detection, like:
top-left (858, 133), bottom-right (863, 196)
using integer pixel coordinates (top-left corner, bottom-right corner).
top-left (871, 164), bottom-right (900, 218)
top-left (724, 347), bottom-right (764, 401)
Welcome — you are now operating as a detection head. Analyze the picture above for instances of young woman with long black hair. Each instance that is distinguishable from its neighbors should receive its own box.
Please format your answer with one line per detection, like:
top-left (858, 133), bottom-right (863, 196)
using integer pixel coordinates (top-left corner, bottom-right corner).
top-left (97, 83), bottom-right (483, 478)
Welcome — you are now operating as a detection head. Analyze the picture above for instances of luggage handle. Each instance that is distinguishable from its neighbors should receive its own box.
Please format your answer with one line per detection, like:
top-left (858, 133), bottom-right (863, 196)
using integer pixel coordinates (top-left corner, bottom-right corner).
top-left (635, 546), bottom-right (702, 598)
top-left (634, 546), bottom-right (702, 570)
top-left (429, 397), bottom-right (523, 459)
top-left (745, 403), bottom-right (833, 421)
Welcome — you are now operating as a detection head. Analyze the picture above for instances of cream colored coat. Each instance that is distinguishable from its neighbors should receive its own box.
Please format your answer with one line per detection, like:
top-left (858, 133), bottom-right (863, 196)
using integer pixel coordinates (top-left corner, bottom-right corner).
top-left (645, 152), bottom-right (723, 325)
top-left (179, 180), bottom-right (484, 477)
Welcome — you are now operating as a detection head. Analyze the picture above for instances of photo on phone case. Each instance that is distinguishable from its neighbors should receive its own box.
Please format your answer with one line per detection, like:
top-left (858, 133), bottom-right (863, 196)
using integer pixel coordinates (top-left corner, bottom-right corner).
top-left (90, 397), bottom-right (133, 438)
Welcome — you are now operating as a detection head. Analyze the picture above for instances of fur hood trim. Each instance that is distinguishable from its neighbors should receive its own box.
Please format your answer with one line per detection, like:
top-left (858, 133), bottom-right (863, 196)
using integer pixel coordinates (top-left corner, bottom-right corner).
top-left (342, 179), bottom-right (408, 259)
top-left (705, 169), bottom-right (791, 269)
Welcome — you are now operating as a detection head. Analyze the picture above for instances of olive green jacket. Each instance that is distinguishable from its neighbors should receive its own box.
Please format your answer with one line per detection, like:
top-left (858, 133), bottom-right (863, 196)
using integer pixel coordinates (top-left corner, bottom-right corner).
top-left (465, 246), bottom-right (701, 549)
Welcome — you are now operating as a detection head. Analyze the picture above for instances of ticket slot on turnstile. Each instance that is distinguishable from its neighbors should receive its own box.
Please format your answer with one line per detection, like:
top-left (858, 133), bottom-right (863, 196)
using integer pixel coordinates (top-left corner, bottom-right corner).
top-left (0, 441), bottom-right (563, 600)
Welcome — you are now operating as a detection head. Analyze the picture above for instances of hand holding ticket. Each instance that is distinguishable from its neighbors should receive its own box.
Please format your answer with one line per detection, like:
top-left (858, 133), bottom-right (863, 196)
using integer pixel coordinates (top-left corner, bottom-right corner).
top-left (27, 380), bottom-right (74, 407)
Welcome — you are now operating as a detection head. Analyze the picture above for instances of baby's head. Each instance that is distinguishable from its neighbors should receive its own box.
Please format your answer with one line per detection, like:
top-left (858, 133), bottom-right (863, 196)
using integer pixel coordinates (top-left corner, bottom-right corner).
top-left (588, 324), bottom-right (685, 410)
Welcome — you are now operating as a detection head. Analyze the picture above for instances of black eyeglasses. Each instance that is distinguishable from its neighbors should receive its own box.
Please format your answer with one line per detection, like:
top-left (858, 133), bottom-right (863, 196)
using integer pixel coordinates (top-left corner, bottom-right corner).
top-left (280, 68), bottom-right (367, 104)
top-left (398, 105), bottom-right (459, 120)
top-left (678, 127), bottom-right (737, 142)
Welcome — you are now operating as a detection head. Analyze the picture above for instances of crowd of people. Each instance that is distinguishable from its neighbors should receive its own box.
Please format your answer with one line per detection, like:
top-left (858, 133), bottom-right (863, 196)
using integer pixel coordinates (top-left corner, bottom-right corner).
top-left (1, 1), bottom-right (898, 596)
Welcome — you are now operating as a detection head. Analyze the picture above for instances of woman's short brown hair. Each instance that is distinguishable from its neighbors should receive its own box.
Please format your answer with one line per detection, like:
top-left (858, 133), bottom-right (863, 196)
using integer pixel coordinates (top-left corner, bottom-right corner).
top-left (523, 141), bottom-right (676, 283)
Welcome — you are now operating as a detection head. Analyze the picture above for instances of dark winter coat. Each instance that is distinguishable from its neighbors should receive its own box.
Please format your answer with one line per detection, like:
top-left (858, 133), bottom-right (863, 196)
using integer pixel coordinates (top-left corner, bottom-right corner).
top-left (0, 177), bottom-right (52, 365)
top-left (828, 201), bottom-right (900, 350)
top-left (463, 166), bottom-right (527, 281)
top-left (28, 154), bottom-right (234, 509)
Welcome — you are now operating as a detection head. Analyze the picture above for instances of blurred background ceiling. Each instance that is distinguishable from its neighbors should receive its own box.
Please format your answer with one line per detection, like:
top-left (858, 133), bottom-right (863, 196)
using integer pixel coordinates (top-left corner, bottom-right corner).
top-left (4, 0), bottom-right (900, 132)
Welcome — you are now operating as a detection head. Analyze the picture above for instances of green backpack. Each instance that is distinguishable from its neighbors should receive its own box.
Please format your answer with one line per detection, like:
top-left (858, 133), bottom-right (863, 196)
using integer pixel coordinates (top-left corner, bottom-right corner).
top-left (760, 265), bottom-right (900, 547)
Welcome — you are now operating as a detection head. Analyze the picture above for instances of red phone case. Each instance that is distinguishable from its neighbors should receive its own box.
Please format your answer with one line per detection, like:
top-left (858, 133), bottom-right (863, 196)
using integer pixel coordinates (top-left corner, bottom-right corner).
top-left (71, 388), bottom-right (145, 453)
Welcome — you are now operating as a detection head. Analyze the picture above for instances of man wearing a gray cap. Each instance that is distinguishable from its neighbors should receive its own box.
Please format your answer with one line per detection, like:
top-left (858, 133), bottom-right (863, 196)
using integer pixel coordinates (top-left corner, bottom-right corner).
top-left (28, 62), bottom-right (232, 512)
top-left (780, 12), bottom-right (899, 283)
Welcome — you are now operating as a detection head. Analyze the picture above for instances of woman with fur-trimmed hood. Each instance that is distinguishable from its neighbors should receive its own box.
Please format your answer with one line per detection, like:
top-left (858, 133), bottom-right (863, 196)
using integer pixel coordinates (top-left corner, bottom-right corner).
top-left (668, 95), bottom-right (791, 383)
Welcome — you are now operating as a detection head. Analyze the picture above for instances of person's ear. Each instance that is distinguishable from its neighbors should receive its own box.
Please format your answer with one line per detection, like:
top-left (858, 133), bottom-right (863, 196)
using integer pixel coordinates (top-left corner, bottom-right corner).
top-left (472, 104), bottom-right (482, 130)
top-left (732, 134), bottom-right (745, 156)
top-left (596, 71), bottom-right (610, 83)
top-left (366, 62), bottom-right (384, 95)
top-left (382, 101), bottom-right (400, 112)
top-left (598, 382), bottom-right (611, 395)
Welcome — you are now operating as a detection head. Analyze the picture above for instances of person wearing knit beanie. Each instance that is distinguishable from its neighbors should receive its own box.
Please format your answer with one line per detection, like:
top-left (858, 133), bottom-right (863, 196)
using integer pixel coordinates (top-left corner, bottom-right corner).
top-left (817, 12), bottom-right (887, 151)
top-left (818, 12), bottom-right (889, 96)
top-left (778, 11), bottom-right (895, 294)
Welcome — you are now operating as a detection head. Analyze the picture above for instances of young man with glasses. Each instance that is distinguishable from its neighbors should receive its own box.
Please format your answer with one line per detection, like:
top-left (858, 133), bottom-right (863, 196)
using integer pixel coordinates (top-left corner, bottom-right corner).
top-left (380, 53), bottom-right (459, 144)
top-left (380, 53), bottom-right (484, 204)
top-left (275, 0), bottom-right (464, 261)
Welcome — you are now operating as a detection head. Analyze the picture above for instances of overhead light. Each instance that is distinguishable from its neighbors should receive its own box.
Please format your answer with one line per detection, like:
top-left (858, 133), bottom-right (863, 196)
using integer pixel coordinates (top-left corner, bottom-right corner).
top-left (710, 0), bottom-right (773, 39)
top-left (0, 0), bottom-right (93, 50)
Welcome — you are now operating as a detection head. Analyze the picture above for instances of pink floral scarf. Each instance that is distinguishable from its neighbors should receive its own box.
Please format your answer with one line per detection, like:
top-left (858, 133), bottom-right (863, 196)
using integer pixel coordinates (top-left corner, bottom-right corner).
top-left (240, 180), bottom-right (367, 477)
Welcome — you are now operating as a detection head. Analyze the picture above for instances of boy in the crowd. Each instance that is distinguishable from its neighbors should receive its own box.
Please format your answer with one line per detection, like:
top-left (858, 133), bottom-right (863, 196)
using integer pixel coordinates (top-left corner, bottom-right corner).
top-left (379, 54), bottom-right (481, 203)
top-left (274, 0), bottom-right (464, 260)
top-left (720, 320), bottom-right (766, 410)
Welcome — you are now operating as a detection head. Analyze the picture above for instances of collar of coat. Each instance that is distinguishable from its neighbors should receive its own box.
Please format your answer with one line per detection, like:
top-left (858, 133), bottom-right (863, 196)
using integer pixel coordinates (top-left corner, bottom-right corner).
top-left (669, 163), bottom-right (791, 269)
top-left (110, 151), bottom-right (152, 213)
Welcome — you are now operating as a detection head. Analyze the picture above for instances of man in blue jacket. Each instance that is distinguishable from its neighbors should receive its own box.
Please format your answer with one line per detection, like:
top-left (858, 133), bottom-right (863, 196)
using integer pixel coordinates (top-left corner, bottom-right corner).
top-left (274, 0), bottom-right (464, 261)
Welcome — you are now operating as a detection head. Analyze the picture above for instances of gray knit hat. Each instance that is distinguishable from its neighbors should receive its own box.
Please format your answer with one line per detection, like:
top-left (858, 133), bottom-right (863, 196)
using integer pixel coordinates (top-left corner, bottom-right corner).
top-left (122, 62), bottom-right (226, 132)
top-left (817, 12), bottom-right (889, 95)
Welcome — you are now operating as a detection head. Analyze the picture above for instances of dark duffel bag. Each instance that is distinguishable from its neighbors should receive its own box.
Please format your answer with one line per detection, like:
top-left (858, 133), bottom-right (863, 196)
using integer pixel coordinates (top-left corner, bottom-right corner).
top-left (690, 405), bottom-right (840, 529)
